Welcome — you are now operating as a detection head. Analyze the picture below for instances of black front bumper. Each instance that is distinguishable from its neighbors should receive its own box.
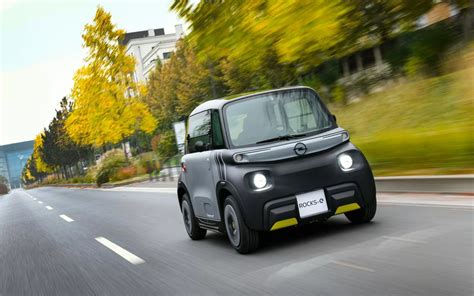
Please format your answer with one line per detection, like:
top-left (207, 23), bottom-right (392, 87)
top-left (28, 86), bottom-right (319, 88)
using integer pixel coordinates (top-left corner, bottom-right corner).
top-left (263, 182), bottom-right (364, 230)
top-left (223, 142), bottom-right (376, 231)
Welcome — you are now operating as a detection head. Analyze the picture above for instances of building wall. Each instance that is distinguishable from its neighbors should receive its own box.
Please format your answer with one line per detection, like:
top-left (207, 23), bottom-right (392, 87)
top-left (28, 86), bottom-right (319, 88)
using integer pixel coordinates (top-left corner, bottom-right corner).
top-left (0, 140), bottom-right (34, 188)
top-left (125, 24), bottom-right (184, 83)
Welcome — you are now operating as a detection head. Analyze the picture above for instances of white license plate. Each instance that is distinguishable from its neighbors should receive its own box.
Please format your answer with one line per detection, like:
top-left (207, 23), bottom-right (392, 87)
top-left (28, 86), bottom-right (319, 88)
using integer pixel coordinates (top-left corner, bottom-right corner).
top-left (296, 189), bottom-right (328, 219)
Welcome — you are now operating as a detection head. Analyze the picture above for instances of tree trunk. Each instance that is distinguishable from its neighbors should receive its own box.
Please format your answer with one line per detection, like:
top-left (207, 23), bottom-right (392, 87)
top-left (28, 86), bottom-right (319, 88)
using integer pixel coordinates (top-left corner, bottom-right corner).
top-left (374, 46), bottom-right (383, 66)
top-left (122, 140), bottom-right (129, 160)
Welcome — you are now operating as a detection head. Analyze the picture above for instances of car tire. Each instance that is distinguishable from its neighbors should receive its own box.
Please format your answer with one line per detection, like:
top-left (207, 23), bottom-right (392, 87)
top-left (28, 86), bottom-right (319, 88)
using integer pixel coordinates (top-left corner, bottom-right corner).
top-left (181, 194), bottom-right (207, 240)
top-left (223, 196), bottom-right (260, 254)
top-left (344, 194), bottom-right (377, 223)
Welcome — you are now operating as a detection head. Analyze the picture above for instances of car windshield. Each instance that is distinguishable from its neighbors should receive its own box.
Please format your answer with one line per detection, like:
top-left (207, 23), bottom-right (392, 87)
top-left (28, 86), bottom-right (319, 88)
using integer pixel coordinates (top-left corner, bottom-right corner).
top-left (224, 89), bottom-right (333, 147)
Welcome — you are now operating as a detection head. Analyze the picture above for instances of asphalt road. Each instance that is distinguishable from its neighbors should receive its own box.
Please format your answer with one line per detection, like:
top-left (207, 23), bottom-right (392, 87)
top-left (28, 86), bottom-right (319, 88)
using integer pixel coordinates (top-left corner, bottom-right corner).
top-left (1, 187), bottom-right (473, 296)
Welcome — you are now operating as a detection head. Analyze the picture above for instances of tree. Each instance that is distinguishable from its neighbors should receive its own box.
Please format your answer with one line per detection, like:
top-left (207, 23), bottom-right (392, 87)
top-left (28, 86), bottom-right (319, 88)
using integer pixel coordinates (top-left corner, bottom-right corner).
top-left (151, 131), bottom-right (178, 162)
top-left (143, 40), bottom-right (213, 130)
top-left (142, 40), bottom-right (213, 161)
top-left (143, 59), bottom-right (180, 132)
top-left (345, 0), bottom-right (434, 46)
top-left (171, 0), bottom-right (350, 75)
top-left (175, 40), bottom-right (213, 116)
top-left (66, 6), bottom-right (156, 149)
top-left (33, 133), bottom-right (53, 174)
top-left (41, 97), bottom-right (92, 178)
top-left (172, 0), bottom-right (437, 75)
top-left (21, 156), bottom-right (45, 185)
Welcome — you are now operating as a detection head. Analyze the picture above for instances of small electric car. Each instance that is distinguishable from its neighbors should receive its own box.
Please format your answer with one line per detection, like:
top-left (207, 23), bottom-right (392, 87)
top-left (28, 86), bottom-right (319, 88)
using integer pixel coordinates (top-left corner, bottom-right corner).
top-left (177, 86), bottom-right (376, 253)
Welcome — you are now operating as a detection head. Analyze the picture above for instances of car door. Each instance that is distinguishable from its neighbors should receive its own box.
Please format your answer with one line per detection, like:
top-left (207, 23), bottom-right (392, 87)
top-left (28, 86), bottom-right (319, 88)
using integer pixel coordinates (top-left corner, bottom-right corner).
top-left (183, 110), bottom-right (221, 221)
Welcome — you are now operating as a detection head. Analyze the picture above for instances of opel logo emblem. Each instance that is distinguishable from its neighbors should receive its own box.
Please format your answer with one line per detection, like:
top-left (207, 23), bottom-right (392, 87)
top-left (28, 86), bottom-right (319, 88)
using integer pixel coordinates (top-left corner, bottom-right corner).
top-left (293, 142), bottom-right (307, 156)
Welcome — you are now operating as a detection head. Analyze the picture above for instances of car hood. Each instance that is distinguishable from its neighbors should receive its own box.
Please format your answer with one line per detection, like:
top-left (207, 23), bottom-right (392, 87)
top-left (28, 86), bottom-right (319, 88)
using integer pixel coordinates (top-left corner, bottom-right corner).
top-left (231, 127), bottom-right (349, 163)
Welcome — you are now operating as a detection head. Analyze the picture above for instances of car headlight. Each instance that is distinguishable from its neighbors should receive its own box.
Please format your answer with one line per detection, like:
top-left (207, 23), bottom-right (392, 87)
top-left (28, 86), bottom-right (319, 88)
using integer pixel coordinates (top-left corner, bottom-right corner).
top-left (252, 173), bottom-right (267, 189)
top-left (338, 154), bottom-right (353, 171)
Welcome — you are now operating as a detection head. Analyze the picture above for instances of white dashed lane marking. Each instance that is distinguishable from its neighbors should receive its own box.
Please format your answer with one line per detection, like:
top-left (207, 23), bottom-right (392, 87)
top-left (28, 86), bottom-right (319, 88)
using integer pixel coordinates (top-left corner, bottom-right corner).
top-left (382, 235), bottom-right (426, 244)
top-left (95, 237), bottom-right (145, 265)
top-left (59, 214), bottom-right (74, 222)
top-left (331, 260), bottom-right (375, 273)
top-left (38, 201), bottom-right (43, 204)
top-left (22, 192), bottom-right (33, 198)
top-left (45, 206), bottom-right (53, 210)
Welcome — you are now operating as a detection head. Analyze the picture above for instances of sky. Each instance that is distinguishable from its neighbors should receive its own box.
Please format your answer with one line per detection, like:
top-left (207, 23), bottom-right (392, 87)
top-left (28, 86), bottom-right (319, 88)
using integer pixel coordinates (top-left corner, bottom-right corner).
top-left (0, 0), bottom-right (184, 145)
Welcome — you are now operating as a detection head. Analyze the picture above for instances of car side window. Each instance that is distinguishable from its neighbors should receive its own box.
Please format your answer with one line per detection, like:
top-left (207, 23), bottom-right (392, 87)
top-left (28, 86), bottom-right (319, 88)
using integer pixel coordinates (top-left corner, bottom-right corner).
top-left (211, 110), bottom-right (225, 149)
top-left (187, 110), bottom-right (211, 153)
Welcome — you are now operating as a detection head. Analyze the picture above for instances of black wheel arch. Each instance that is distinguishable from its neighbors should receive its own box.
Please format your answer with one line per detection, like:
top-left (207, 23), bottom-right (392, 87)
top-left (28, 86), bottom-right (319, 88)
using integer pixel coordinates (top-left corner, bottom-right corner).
top-left (177, 181), bottom-right (190, 212)
top-left (216, 181), bottom-right (249, 226)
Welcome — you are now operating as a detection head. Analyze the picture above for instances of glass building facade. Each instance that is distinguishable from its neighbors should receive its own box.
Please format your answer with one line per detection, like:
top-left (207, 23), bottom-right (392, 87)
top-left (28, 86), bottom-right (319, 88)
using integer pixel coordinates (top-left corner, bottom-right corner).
top-left (0, 140), bottom-right (34, 189)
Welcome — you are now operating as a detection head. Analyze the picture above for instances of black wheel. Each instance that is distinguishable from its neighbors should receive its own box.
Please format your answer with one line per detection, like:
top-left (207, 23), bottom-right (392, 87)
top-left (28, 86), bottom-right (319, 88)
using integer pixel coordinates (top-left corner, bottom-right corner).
top-left (345, 194), bottom-right (377, 223)
top-left (223, 196), bottom-right (260, 254)
top-left (181, 194), bottom-right (207, 240)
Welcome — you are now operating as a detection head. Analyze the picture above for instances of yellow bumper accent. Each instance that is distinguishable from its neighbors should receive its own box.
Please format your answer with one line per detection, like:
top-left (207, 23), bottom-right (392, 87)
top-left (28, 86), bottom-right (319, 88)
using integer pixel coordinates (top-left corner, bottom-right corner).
top-left (335, 203), bottom-right (360, 215)
top-left (270, 218), bottom-right (298, 231)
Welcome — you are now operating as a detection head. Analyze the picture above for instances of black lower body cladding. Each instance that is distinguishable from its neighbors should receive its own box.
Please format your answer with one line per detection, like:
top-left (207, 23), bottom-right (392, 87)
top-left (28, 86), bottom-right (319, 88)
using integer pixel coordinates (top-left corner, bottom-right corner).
top-left (223, 142), bottom-right (376, 231)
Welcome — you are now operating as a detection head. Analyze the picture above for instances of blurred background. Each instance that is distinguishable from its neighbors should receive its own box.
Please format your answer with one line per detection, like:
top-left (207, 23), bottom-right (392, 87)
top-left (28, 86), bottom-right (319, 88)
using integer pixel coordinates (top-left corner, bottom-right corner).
top-left (0, 0), bottom-right (472, 190)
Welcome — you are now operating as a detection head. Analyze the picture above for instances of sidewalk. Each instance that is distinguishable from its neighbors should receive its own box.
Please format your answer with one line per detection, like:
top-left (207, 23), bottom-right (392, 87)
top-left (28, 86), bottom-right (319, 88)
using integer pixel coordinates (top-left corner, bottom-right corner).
top-left (377, 192), bottom-right (473, 208)
top-left (375, 174), bottom-right (473, 194)
top-left (124, 180), bottom-right (177, 188)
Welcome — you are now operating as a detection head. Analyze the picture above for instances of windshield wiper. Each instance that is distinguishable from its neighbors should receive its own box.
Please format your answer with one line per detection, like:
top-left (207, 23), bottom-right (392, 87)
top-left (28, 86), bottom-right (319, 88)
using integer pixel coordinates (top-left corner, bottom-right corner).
top-left (256, 133), bottom-right (307, 144)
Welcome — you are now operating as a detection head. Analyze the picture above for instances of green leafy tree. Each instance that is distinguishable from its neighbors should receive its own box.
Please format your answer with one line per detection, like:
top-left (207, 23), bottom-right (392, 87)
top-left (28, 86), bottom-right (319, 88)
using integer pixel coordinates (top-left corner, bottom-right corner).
top-left (66, 6), bottom-right (156, 148)
top-left (175, 39), bottom-right (212, 116)
top-left (345, 0), bottom-right (434, 46)
top-left (151, 131), bottom-right (178, 162)
top-left (143, 40), bottom-right (211, 161)
top-left (143, 59), bottom-right (180, 132)
top-left (171, 0), bottom-right (350, 75)
top-left (143, 40), bottom-right (214, 125)
top-left (172, 0), bottom-right (438, 76)
top-left (41, 97), bottom-right (92, 178)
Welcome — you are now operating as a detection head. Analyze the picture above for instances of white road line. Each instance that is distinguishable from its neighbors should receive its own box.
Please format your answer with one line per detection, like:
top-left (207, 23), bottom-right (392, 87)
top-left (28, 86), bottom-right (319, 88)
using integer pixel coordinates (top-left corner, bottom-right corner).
top-left (332, 260), bottom-right (375, 273)
top-left (378, 200), bottom-right (473, 208)
top-left (45, 206), bottom-right (53, 210)
top-left (32, 197), bottom-right (37, 200)
top-left (382, 235), bottom-right (426, 244)
top-left (95, 237), bottom-right (145, 265)
top-left (22, 192), bottom-right (33, 198)
top-left (59, 214), bottom-right (74, 222)
top-left (38, 201), bottom-right (43, 204)
top-left (94, 187), bottom-right (176, 193)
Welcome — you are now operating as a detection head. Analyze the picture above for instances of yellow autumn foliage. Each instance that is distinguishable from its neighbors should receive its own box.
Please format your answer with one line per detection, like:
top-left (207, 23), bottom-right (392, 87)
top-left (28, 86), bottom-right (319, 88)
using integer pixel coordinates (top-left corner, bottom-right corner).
top-left (33, 133), bottom-right (53, 173)
top-left (66, 7), bottom-right (156, 148)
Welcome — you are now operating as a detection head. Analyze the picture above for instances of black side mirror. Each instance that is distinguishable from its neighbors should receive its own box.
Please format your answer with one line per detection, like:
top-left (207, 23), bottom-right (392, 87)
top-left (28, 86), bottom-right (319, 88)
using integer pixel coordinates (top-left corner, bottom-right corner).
top-left (332, 114), bottom-right (337, 123)
top-left (194, 140), bottom-right (205, 152)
